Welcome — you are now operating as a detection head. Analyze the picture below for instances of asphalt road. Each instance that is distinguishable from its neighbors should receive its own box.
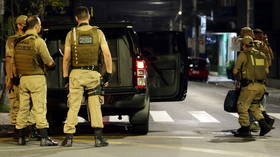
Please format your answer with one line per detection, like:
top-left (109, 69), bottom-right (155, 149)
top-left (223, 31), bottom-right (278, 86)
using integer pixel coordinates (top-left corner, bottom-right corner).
top-left (0, 81), bottom-right (279, 157)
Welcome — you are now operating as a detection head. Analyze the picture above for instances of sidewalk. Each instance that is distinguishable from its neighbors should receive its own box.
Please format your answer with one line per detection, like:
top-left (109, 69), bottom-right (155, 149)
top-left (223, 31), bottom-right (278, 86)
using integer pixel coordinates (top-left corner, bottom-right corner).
top-left (207, 75), bottom-right (280, 103)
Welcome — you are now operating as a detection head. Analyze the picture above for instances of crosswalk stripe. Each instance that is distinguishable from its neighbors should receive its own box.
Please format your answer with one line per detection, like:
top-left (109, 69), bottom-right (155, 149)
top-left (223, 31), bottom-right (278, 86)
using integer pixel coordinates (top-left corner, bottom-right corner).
top-left (229, 113), bottom-right (239, 118)
top-left (150, 111), bottom-right (174, 122)
top-left (268, 113), bottom-right (280, 119)
top-left (189, 111), bottom-right (220, 123)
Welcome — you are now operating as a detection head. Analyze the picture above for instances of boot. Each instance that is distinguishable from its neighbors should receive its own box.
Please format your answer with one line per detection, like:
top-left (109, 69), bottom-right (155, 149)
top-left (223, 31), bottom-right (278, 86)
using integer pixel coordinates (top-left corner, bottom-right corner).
top-left (262, 111), bottom-right (275, 129)
top-left (61, 134), bottom-right (73, 147)
top-left (259, 119), bottom-right (272, 136)
top-left (249, 121), bottom-right (260, 132)
top-left (11, 125), bottom-right (19, 140)
top-left (18, 128), bottom-right (27, 145)
top-left (94, 128), bottom-right (108, 147)
top-left (28, 124), bottom-right (41, 141)
top-left (233, 126), bottom-right (251, 137)
top-left (39, 129), bottom-right (58, 146)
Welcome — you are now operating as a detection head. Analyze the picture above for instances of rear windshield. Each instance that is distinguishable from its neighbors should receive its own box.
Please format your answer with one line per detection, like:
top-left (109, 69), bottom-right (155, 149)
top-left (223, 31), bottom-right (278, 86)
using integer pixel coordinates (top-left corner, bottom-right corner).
top-left (138, 32), bottom-right (186, 56)
top-left (189, 59), bottom-right (208, 68)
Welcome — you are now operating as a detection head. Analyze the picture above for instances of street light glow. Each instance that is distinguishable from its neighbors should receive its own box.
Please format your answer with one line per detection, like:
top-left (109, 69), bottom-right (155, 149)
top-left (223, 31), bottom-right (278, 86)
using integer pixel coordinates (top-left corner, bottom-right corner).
top-left (178, 10), bottom-right (182, 15)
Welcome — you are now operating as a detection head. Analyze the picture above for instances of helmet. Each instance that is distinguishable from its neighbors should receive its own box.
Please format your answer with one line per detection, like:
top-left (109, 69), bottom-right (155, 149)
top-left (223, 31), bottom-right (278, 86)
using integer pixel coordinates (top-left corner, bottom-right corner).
top-left (240, 27), bottom-right (253, 37)
top-left (16, 15), bottom-right (28, 26)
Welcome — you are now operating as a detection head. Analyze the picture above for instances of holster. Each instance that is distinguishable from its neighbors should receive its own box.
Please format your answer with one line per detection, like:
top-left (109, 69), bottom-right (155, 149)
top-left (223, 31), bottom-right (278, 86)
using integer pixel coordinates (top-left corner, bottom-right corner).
top-left (85, 85), bottom-right (104, 96)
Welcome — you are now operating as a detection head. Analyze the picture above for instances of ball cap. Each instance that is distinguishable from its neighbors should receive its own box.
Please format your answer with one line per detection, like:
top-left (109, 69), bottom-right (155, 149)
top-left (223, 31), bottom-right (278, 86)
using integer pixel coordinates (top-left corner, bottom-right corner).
top-left (16, 15), bottom-right (28, 25)
top-left (242, 36), bottom-right (254, 47)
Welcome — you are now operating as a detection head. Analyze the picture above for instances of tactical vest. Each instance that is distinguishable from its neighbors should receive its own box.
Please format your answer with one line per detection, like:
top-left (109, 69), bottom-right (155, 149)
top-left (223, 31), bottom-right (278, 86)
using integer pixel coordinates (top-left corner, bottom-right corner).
top-left (254, 40), bottom-right (271, 66)
top-left (14, 35), bottom-right (45, 75)
top-left (241, 49), bottom-right (267, 81)
top-left (71, 27), bottom-right (100, 67)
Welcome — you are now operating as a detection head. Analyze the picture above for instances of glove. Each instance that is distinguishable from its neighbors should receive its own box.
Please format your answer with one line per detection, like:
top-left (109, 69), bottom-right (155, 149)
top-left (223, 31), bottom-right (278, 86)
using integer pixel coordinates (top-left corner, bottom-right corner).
top-left (63, 77), bottom-right (69, 87)
top-left (47, 64), bottom-right (56, 71)
top-left (47, 62), bottom-right (56, 71)
top-left (102, 72), bottom-right (112, 85)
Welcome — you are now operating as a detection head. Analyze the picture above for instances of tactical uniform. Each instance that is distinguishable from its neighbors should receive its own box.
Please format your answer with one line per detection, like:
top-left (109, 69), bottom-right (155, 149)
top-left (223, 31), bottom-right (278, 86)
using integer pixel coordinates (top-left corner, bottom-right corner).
top-left (233, 36), bottom-right (272, 137)
top-left (5, 16), bottom-right (37, 138)
top-left (62, 24), bottom-right (109, 147)
top-left (14, 28), bottom-right (57, 146)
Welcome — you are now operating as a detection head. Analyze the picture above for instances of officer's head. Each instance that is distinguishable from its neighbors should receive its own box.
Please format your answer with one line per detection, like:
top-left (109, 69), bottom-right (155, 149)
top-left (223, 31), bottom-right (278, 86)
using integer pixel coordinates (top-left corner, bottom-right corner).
top-left (74, 6), bottom-right (90, 22)
top-left (26, 16), bottom-right (42, 33)
top-left (240, 27), bottom-right (254, 38)
top-left (15, 15), bottom-right (27, 32)
top-left (254, 28), bottom-right (264, 41)
top-left (242, 36), bottom-right (254, 50)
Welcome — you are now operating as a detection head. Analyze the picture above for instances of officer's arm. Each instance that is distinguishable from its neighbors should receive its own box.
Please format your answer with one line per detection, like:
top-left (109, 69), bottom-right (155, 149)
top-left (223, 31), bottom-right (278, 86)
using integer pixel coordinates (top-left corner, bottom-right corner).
top-left (233, 52), bottom-right (246, 79)
top-left (63, 46), bottom-right (71, 77)
top-left (100, 31), bottom-right (112, 74)
top-left (37, 39), bottom-right (55, 67)
top-left (5, 39), bottom-right (13, 78)
top-left (63, 32), bottom-right (71, 77)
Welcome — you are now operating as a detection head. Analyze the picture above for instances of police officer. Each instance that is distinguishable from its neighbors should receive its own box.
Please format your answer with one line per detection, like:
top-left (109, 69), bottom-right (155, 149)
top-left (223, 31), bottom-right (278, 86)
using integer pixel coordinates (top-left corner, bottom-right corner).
top-left (14, 16), bottom-right (58, 146)
top-left (233, 36), bottom-right (272, 137)
top-left (253, 29), bottom-right (275, 129)
top-left (5, 15), bottom-right (38, 139)
top-left (61, 6), bottom-right (112, 147)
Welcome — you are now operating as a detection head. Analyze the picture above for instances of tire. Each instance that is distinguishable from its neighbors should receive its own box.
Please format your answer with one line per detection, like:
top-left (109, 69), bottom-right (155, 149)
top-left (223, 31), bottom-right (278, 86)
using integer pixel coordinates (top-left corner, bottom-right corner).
top-left (129, 95), bottom-right (150, 135)
top-left (47, 111), bottom-right (65, 135)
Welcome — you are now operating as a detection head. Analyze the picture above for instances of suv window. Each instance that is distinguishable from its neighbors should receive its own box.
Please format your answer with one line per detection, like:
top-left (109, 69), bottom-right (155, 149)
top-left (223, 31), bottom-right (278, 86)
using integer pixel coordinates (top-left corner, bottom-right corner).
top-left (139, 32), bottom-right (186, 56)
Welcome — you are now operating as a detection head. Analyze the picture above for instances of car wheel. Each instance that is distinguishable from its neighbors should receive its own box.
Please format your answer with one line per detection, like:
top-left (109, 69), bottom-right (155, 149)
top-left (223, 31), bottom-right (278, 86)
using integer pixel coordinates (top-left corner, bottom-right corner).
top-left (129, 96), bottom-right (150, 135)
top-left (47, 110), bottom-right (65, 135)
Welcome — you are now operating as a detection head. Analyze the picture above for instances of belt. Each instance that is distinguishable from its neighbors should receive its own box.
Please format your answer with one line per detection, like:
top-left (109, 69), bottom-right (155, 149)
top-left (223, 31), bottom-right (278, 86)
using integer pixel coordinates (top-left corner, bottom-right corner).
top-left (72, 65), bottom-right (99, 71)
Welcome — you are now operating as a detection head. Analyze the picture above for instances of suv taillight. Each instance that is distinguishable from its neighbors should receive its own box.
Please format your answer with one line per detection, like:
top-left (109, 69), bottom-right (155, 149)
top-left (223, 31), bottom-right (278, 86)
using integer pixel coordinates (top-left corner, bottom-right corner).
top-left (135, 59), bottom-right (147, 88)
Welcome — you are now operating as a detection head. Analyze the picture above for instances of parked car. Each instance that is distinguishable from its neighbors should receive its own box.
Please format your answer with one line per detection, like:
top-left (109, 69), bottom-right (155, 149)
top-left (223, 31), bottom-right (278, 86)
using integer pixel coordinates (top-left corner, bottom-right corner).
top-left (187, 57), bottom-right (209, 82)
top-left (43, 22), bottom-right (150, 134)
top-left (138, 31), bottom-right (189, 101)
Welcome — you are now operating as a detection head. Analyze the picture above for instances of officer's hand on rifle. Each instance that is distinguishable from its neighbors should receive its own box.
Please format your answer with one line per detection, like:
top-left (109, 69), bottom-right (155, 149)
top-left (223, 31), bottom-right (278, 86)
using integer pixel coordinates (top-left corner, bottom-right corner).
top-left (102, 72), bottom-right (112, 87)
top-left (63, 77), bottom-right (69, 89)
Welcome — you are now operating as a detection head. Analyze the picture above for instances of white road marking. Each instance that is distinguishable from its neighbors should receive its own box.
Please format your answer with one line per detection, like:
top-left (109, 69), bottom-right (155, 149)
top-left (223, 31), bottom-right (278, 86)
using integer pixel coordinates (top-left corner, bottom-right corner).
top-left (268, 113), bottom-right (280, 119)
top-left (150, 111), bottom-right (174, 122)
top-left (108, 115), bottom-right (129, 122)
top-left (189, 111), bottom-right (220, 123)
top-left (229, 113), bottom-right (239, 118)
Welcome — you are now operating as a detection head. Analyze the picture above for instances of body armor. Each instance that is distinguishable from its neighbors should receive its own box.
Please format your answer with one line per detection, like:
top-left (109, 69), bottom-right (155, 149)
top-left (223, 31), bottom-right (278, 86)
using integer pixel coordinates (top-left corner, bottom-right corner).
top-left (71, 27), bottom-right (100, 67)
top-left (14, 35), bottom-right (45, 75)
top-left (241, 49), bottom-right (267, 81)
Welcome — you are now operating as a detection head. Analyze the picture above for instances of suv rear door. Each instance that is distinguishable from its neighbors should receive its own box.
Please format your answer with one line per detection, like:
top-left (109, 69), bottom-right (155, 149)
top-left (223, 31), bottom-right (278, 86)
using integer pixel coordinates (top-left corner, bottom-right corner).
top-left (139, 31), bottom-right (188, 101)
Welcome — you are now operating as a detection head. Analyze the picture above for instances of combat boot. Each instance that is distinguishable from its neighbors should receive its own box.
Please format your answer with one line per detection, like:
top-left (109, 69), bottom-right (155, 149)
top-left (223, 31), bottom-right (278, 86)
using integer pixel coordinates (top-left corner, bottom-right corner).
top-left (39, 129), bottom-right (58, 146)
top-left (262, 111), bottom-right (275, 129)
top-left (249, 121), bottom-right (260, 132)
top-left (233, 126), bottom-right (251, 137)
top-left (94, 128), bottom-right (108, 147)
top-left (61, 134), bottom-right (73, 147)
top-left (259, 119), bottom-right (272, 136)
top-left (18, 128), bottom-right (27, 145)
top-left (28, 124), bottom-right (41, 141)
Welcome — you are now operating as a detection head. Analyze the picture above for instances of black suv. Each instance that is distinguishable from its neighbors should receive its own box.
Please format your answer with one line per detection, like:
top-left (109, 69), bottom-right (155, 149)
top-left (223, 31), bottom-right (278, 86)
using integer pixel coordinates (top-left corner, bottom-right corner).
top-left (43, 22), bottom-right (150, 134)
top-left (138, 31), bottom-right (189, 101)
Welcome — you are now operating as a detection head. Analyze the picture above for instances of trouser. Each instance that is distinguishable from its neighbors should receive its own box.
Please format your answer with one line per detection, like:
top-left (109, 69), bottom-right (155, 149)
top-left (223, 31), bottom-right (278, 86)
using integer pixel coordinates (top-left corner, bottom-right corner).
top-left (249, 92), bottom-right (267, 123)
top-left (16, 75), bottom-right (49, 129)
top-left (237, 83), bottom-right (265, 127)
top-left (64, 69), bottom-right (103, 134)
top-left (8, 85), bottom-right (35, 125)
